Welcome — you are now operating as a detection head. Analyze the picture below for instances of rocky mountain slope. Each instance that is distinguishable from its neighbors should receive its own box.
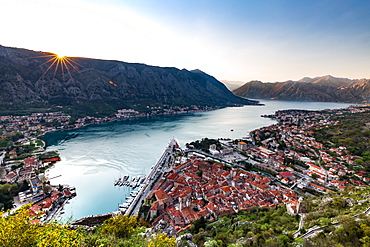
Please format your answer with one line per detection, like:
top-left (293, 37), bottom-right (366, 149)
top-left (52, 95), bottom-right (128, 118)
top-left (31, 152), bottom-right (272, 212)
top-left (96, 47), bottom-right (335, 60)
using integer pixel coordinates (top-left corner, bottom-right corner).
top-left (0, 45), bottom-right (257, 116)
top-left (233, 75), bottom-right (370, 103)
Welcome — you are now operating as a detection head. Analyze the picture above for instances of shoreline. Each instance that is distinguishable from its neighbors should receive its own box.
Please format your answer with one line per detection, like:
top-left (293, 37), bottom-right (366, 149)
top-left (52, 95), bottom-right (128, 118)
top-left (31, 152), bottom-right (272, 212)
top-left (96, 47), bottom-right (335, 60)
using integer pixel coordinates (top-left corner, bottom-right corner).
top-left (11, 101), bottom-right (355, 222)
top-left (37, 106), bottom-right (227, 142)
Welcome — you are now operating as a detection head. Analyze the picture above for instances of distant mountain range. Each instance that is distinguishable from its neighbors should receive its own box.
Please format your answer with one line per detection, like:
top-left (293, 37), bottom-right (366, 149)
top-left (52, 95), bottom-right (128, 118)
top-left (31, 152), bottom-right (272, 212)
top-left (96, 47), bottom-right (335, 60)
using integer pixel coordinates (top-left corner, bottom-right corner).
top-left (0, 45), bottom-right (257, 116)
top-left (221, 80), bottom-right (244, 91)
top-left (233, 75), bottom-right (370, 103)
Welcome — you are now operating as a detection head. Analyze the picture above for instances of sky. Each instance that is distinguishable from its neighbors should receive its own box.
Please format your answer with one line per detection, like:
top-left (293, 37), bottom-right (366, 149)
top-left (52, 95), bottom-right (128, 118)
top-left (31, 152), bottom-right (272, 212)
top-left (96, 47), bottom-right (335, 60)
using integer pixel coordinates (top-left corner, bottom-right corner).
top-left (1, 0), bottom-right (370, 83)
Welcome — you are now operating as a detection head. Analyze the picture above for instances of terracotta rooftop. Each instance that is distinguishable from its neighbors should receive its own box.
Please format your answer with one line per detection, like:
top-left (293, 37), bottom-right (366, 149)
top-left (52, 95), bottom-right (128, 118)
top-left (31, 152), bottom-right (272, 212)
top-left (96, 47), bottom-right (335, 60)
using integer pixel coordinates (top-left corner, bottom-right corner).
top-left (154, 189), bottom-right (168, 200)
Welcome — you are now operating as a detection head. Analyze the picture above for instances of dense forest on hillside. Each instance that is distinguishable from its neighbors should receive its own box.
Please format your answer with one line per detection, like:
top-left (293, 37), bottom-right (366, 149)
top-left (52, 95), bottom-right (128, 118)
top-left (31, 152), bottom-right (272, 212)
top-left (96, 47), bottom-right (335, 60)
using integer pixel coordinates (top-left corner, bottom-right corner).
top-left (181, 187), bottom-right (370, 247)
top-left (182, 206), bottom-right (299, 246)
top-left (314, 110), bottom-right (370, 170)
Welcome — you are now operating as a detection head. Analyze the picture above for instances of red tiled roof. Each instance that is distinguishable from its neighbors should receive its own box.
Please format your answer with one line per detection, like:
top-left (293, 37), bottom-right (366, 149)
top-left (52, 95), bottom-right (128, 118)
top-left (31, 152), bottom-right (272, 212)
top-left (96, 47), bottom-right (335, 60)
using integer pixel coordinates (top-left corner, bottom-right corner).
top-left (64, 190), bottom-right (71, 196)
top-left (220, 186), bottom-right (232, 193)
top-left (280, 171), bottom-right (293, 177)
top-left (173, 160), bottom-right (192, 171)
top-left (167, 172), bottom-right (178, 180)
top-left (154, 189), bottom-right (168, 200)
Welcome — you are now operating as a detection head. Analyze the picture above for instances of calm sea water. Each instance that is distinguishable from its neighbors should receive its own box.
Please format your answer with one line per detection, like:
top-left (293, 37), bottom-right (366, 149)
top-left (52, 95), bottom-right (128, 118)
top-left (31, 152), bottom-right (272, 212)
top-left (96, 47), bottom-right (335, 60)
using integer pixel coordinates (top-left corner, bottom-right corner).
top-left (43, 99), bottom-right (352, 221)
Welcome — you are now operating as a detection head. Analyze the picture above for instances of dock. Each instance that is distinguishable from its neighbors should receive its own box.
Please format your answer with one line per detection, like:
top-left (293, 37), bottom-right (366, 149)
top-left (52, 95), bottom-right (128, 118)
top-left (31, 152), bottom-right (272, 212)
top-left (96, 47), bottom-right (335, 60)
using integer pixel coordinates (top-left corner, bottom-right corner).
top-left (123, 138), bottom-right (180, 216)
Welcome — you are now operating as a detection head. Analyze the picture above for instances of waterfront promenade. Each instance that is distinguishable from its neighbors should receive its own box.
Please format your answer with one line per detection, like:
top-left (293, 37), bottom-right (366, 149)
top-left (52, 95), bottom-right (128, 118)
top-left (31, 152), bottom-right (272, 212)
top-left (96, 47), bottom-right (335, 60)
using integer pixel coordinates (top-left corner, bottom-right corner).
top-left (124, 138), bottom-right (179, 216)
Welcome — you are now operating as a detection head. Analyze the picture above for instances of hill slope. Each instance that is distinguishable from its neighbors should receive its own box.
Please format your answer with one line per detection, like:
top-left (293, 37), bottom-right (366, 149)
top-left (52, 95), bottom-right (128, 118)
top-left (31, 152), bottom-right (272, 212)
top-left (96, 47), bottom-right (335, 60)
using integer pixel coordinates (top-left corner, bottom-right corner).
top-left (0, 45), bottom-right (257, 116)
top-left (233, 75), bottom-right (370, 103)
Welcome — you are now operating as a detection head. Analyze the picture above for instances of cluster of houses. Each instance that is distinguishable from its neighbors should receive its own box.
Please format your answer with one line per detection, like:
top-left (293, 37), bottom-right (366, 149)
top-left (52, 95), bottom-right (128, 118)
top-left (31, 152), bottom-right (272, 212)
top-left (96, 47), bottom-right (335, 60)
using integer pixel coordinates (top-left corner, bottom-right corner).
top-left (148, 156), bottom-right (300, 232)
top-left (28, 186), bottom-right (76, 223)
top-left (2, 155), bottom-right (59, 185)
top-left (145, 107), bottom-right (370, 233)
top-left (114, 106), bottom-right (221, 121)
top-left (247, 109), bottom-right (369, 193)
top-left (0, 112), bottom-right (71, 136)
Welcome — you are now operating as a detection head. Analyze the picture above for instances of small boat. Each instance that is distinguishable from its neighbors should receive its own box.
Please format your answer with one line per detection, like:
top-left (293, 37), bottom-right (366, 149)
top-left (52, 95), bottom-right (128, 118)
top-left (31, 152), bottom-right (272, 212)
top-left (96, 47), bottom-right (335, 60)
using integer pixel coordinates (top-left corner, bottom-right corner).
top-left (114, 178), bottom-right (121, 186)
top-left (130, 191), bottom-right (139, 197)
top-left (126, 197), bottom-right (134, 203)
top-left (119, 203), bottom-right (130, 208)
top-left (129, 181), bottom-right (136, 187)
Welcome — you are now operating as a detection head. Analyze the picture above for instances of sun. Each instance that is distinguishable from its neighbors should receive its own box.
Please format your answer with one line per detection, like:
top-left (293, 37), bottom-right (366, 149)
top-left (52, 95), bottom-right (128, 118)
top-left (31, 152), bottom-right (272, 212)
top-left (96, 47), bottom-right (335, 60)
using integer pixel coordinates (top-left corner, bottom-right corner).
top-left (31, 53), bottom-right (83, 83)
top-left (56, 54), bottom-right (65, 59)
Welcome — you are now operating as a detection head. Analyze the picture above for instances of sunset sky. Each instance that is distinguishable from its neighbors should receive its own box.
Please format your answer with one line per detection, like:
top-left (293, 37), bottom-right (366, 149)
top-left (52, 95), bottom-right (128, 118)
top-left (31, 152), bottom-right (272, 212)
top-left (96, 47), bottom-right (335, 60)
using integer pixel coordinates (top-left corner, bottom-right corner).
top-left (1, 0), bottom-right (369, 83)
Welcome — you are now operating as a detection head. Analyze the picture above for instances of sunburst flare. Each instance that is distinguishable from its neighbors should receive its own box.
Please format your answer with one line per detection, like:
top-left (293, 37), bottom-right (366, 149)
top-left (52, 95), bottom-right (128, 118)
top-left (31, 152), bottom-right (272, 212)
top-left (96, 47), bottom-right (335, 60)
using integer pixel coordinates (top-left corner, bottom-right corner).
top-left (31, 53), bottom-right (83, 82)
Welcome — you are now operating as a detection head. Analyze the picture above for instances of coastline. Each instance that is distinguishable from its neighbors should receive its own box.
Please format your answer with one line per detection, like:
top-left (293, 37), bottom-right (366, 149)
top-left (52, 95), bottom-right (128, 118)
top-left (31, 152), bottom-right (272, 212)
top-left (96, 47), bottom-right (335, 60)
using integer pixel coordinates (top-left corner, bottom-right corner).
top-left (37, 106), bottom-right (227, 139)
top-left (110, 105), bottom-right (370, 234)
top-left (3, 100), bottom-right (356, 223)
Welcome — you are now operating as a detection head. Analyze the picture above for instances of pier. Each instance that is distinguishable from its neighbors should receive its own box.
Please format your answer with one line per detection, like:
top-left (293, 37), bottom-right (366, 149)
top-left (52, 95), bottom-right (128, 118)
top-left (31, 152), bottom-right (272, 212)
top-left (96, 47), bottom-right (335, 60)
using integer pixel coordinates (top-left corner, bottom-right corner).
top-left (124, 138), bottom-right (179, 216)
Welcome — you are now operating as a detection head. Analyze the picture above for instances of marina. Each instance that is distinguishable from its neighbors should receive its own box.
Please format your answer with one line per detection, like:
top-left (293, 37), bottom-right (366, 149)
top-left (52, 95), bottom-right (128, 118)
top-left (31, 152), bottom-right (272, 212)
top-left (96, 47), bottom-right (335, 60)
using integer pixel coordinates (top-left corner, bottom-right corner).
top-left (114, 175), bottom-right (146, 188)
top-left (123, 138), bottom-right (180, 216)
top-left (114, 138), bottom-right (180, 215)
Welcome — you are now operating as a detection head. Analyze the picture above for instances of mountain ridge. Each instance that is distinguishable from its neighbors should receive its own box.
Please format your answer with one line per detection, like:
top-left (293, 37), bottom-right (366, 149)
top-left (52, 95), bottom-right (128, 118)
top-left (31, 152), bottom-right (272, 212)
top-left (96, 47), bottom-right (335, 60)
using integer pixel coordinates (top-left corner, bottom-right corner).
top-left (0, 45), bottom-right (258, 116)
top-left (233, 75), bottom-right (370, 103)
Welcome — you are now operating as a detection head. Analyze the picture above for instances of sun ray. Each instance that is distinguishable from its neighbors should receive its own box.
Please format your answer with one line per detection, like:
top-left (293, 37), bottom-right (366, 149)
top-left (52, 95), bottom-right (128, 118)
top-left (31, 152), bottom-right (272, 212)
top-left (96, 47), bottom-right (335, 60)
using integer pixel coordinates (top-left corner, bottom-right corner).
top-left (61, 58), bottom-right (74, 82)
top-left (66, 57), bottom-right (85, 68)
top-left (38, 58), bottom-right (59, 81)
top-left (53, 57), bottom-right (61, 78)
top-left (61, 59), bottom-right (65, 82)
top-left (33, 57), bottom-right (57, 71)
top-left (30, 53), bottom-right (115, 87)
top-left (27, 54), bottom-right (57, 59)
top-left (64, 57), bottom-right (82, 73)
top-left (30, 53), bottom-right (84, 83)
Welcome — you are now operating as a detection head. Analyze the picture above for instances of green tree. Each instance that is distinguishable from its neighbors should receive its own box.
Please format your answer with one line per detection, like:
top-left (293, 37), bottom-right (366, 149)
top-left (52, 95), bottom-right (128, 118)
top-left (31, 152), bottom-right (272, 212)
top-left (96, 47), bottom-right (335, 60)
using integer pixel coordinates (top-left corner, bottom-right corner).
top-left (100, 215), bottom-right (141, 238)
top-left (0, 205), bottom-right (82, 247)
top-left (204, 240), bottom-right (221, 247)
top-left (148, 233), bottom-right (176, 247)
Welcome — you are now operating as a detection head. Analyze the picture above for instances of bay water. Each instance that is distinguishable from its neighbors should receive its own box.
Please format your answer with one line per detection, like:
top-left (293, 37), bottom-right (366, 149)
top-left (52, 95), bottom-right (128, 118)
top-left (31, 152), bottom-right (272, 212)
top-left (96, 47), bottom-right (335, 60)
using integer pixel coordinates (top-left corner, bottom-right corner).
top-left (43, 99), bottom-right (352, 221)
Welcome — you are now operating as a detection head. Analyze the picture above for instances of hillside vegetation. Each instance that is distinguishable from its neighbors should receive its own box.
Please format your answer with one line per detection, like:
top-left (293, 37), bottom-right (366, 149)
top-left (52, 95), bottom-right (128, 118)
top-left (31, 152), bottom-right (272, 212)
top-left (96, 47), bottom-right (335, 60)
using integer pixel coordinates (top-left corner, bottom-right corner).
top-left (0, 205), bottom-right (176, 247)
top-left (182, 205), bottom-right (299, 247)
top-left (4, 189), bottom-right (370, 247)
top-left (314, 110), bottom-right (370, 170)
top-left (180, 187), bottom-right (370, 247)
